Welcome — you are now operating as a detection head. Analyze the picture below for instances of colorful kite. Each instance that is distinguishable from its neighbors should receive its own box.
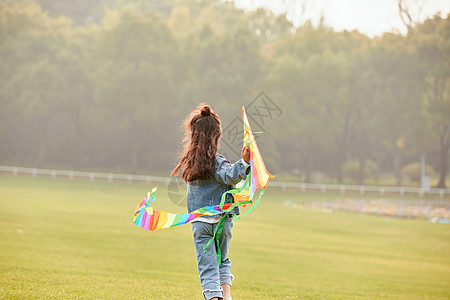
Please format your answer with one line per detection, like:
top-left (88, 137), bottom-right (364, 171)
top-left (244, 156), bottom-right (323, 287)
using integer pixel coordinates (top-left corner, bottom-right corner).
top-left (133, 107), bottom-right (273, 264)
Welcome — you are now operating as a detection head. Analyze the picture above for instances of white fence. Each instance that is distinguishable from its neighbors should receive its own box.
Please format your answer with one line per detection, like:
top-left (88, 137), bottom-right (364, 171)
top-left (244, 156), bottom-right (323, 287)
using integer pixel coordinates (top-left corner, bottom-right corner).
top-left (269, 181), bottom-right (450, 198)
top-left (0, 165), bottom-right (170, 185)
top-left (1, 165), bottom-right (449, 198)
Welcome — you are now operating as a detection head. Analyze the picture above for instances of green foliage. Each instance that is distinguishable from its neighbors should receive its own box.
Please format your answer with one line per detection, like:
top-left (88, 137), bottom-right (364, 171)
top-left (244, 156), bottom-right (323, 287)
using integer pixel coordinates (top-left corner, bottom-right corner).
top-left (245, 8), bottom-right (293, 43)
top-left (342, 159), bottom-right (379, 182)
top-left (92, 10), bottom-right (178, 129)
top-left (410, 15), bottom-right (450, 188)
top-left (402, 162), bottom-right (436, 182)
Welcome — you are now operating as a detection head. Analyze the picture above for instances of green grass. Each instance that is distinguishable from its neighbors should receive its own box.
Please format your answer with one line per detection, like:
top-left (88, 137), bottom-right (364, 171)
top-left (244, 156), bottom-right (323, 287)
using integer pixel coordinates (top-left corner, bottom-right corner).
top-left (0, 176), bottom-right (449, 299)
top-left (274, 173), bottom-right (450, 188)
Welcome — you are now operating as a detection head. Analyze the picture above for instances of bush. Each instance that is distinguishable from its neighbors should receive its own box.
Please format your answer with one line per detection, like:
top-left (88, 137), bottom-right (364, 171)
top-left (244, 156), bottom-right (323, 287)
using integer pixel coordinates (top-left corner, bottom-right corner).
top-left (342, 159), bottom-right (379, 182)
top-left (402, 162), bottom-right (435, 182)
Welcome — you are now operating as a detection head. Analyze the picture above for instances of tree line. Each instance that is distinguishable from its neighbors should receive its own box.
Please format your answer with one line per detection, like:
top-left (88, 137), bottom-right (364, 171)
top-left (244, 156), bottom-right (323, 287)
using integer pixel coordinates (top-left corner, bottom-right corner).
top-left (0, 0), bottom-right (449, 187)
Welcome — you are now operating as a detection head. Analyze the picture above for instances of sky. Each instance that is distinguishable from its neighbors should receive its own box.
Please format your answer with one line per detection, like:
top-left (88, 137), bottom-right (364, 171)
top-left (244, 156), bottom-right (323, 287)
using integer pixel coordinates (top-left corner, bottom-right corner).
top-left (230, 0), bottom-right (450, 36)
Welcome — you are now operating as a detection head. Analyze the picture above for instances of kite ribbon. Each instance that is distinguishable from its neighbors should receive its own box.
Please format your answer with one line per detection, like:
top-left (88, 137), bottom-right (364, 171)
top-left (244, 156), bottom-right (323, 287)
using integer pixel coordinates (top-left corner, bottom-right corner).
top-left (202, 175), bottom-right (252, 265)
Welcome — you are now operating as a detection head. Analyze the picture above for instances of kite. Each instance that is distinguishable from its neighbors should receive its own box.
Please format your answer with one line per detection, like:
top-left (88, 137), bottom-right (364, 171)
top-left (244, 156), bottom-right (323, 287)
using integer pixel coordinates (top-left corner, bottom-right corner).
top-left (133, 106), bottom-right (273, 264)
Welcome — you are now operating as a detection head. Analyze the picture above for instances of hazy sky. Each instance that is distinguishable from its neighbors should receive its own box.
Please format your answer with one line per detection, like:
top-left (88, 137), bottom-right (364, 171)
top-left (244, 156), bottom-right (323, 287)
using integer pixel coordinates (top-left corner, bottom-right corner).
top-left (230, 0), bottom-right (450, 36)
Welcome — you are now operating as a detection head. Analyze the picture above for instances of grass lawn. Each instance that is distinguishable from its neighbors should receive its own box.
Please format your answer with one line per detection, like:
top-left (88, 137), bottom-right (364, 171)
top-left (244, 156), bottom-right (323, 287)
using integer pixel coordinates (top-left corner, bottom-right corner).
top-left (0, 176), bottom-right (449, 299)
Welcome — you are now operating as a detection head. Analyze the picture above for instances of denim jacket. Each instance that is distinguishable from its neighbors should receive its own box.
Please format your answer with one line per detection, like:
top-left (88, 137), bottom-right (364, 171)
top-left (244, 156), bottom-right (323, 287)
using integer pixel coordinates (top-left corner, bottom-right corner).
top-left (186, 154), bottom-right (247, 216)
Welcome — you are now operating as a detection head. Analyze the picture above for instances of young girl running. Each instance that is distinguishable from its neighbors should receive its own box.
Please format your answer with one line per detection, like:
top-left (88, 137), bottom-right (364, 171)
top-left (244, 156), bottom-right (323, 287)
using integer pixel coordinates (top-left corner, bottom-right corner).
top-left (172, 104), bottom-right (250, 300)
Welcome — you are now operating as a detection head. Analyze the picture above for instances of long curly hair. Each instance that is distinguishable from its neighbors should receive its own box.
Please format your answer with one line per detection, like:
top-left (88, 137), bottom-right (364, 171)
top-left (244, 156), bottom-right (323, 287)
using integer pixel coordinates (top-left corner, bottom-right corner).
top-left (171, 103), bottom-right (222, 182)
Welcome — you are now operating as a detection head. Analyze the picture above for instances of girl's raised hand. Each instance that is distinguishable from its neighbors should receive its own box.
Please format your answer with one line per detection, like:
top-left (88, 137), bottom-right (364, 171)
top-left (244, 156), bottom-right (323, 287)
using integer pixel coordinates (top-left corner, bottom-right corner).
top-left (241, 147), bottom-right (250, 164)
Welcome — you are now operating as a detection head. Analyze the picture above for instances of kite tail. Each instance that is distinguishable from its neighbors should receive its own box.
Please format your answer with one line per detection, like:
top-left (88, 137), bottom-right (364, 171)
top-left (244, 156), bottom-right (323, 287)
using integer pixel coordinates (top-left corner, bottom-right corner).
top-left (133, 185), bottom-right (252, 232)
top-left (203, 189), bottom-right (266, 265)
top-left (202, 212), bottom-right (229, 266)
top-left (202, 179), bottom-right (252, 265)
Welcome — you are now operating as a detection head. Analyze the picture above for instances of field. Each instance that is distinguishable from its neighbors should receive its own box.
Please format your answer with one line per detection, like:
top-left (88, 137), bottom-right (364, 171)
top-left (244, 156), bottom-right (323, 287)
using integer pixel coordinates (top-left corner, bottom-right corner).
top-left (0, 176), bottom-right (449, 299)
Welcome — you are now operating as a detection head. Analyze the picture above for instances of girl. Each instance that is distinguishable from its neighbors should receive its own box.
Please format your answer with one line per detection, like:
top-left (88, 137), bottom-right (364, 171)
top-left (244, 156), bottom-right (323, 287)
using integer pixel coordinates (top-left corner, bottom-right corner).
top-left (172, 104), bottom-right (250, 300)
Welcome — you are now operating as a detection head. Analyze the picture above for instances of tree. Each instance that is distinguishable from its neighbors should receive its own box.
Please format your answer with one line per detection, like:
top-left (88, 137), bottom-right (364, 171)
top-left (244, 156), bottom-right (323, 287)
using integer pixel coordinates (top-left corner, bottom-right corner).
top-left (0, 2), bottom-right (80, 167)
top-left (180, 23), bottom-right (262, 119)
top-left (266, 28), bottom-right (366, 182)
top-left (412, 14), bottom-right (450, 188)
top-left (92, 10), bottom-right (179, 172)
top-left (245, 8), bottom-right (293, 44)
top-left (398, 0), bottom-right (424, 30)
top-left (369, 33), bottom-right (423, 186)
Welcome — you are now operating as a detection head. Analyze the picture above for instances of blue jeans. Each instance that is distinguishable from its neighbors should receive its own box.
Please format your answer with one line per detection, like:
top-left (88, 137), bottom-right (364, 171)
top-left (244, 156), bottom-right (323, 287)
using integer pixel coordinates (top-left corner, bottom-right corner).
top-left (192, 217), bottom-right (234, 300)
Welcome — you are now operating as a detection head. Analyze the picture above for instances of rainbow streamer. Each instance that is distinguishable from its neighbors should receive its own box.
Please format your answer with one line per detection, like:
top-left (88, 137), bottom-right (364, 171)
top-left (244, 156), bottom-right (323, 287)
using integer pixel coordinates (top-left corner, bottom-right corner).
top-left (133, 187), bottom-right (249, 231)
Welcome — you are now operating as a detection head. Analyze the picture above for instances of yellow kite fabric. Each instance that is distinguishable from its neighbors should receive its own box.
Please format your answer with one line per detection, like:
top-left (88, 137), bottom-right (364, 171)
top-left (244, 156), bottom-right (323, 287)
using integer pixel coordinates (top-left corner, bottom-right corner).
top-left (233, 107), bottom-right (273, 204)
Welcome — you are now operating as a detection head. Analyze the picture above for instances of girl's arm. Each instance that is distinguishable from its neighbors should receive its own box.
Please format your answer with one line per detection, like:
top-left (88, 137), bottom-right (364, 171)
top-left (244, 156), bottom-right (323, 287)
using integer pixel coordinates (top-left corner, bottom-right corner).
top-left (214, 152), bottom-right (249, 185)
